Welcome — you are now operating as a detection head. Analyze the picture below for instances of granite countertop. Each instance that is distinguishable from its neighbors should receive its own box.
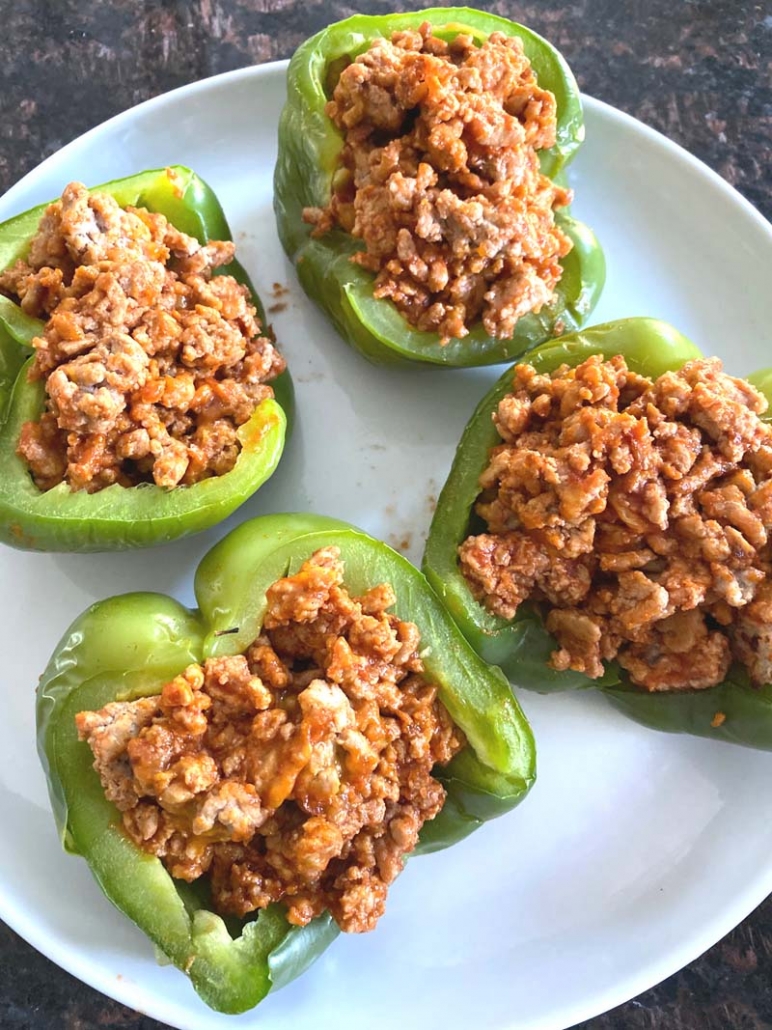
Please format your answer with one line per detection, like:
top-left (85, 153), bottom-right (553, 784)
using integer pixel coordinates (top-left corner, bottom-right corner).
top-left (1, 1), bottom-right (771, 1028)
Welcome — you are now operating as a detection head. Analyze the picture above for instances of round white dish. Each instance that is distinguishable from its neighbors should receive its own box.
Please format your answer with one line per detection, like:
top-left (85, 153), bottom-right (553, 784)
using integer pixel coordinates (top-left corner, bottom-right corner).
top-left (1, 61), bottom-right (771, 1030)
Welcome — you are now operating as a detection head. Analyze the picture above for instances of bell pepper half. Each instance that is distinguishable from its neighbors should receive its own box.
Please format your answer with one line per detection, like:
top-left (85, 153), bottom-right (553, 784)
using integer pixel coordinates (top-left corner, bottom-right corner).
top-left (0, 166), bottom-right (293, 552)
top-left (423, 317), bottom-right (772, 748)
top-left (274, 7), bottom-right (606, 368)
top-left (37, 512), bottom-right (536, 1013)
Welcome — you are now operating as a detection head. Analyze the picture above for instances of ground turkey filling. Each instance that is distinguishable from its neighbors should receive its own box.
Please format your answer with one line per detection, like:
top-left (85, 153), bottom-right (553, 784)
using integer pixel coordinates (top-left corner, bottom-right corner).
top-left (76, 548), bottom-right (464, 933)
top-left (459, 355), bottom-right (772, 692)
top-left (0, 179), bottom-right (285, 492)
top-left (303, 23), bottom-right (573, 343)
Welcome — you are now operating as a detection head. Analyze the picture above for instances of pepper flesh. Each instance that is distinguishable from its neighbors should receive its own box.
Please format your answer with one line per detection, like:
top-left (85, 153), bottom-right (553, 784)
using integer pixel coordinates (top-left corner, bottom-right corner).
top-left (423, 318), bottom-right (772, 749)
top-left (0, 167), bottom-right (293, 552)
top-left (37, 513), bottom-right (536, 1013)
top-left (274, 7), bottom-right (605, 368)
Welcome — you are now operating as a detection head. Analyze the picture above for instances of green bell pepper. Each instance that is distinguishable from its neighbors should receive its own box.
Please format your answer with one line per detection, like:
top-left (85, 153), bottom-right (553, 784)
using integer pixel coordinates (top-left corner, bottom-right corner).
top-left (37, 512), bottom-right (536, 1013)
top-left (0, 166), bottom-right (293, 552)
top-left (423, 317), bottom-right (772, 748)
top-left (274, 7), bottom-right (606, 368)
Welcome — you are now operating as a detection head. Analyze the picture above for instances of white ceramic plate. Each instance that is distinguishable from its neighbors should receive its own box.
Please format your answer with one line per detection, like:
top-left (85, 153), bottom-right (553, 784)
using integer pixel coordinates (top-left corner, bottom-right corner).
top-left (1, 61), bottom-right (772, 1030)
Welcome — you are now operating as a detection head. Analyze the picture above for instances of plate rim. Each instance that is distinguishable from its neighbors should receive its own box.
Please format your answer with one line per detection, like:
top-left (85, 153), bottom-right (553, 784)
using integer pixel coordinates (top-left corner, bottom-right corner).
top-left (1, 57), bottom-right (772, 1030)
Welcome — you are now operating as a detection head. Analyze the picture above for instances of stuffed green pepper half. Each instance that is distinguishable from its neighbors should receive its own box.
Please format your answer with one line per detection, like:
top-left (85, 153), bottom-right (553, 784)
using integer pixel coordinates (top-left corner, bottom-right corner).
top-left (275, 7), bottom-right (605, 368)
top-left (424, 318), bottom-right (772, 748)
top-left (37, 513), bottom-right (536, 1012)
top-left (0, 167), bottom-right (292, 551)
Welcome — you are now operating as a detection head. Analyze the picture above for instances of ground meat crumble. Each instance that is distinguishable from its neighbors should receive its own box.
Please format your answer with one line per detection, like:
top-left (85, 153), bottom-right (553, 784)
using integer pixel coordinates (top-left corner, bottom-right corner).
top-left (303, 23), bottom-right (573, 344)
top-left (76, 548), bottom-right (464, 933)
top-left (0, 178), bottom-right (285, 492)
top-left (459, 355), bottom-right (772, 692)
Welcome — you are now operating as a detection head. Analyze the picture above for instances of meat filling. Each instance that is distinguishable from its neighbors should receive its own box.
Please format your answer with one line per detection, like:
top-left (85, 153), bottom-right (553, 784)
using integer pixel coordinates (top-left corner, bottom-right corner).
top-left (303, 22), bottom-right (573, 343)
top-left (0, 177), bottom-right (285, 492)
top-left (459, 355), bottom-right (772, 692)
top-left (76, 548), bottom-right (464, 933)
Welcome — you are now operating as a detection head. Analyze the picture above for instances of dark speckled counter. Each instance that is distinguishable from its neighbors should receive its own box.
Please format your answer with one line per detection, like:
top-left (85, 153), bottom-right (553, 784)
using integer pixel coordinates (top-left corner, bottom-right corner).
top-left (1, 2), bottom-right (771, 1028)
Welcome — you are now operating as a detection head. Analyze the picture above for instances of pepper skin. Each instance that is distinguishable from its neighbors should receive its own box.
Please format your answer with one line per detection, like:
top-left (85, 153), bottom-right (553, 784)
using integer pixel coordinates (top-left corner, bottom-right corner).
top-left (274, 7), bottom-right (605, 369)
top-left (37, 513), bottom-right (536, 1013)
top-left (0, 167), bottom-right (293, 552)
top-left (423, 318), bottom-right (772, 748)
